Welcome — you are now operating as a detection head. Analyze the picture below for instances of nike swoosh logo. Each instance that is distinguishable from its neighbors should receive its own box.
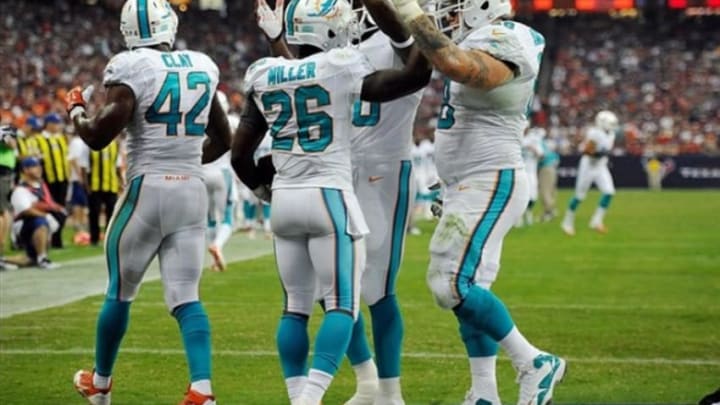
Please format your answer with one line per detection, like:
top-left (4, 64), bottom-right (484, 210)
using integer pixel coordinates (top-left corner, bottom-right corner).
top-left (368, 176), bottom-right (384, 183)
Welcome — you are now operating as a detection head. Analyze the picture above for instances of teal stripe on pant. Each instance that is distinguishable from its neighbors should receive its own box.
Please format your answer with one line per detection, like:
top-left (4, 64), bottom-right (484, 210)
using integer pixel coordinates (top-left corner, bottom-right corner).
top-left (222, 169), bottom-right (234, 225)
top-left (385, 160), bottom-right (412, 295)
top-left (455, 169), bottom-right (514, 299)
top-left (321, 188), bottom-right (354, 313)
top-left (105, 176), bottom-right (144, 300)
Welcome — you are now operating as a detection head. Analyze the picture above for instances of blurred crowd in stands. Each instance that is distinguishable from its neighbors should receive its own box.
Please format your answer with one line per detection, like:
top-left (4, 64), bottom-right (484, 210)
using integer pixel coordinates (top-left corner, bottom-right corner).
top-left (1, 1), bottom-right (719, 158)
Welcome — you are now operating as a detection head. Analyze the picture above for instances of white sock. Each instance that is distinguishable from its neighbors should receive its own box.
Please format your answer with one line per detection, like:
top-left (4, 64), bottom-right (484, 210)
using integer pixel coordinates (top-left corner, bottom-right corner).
top-left (263, 218), bottom-right (271, 233)
top-left (353, 359), bottom-right (378, 382)
top-left (378, 377), bottom-right (402, 398)
top-left (499, 327), bottom-right (542, 369)
top-left (93, 373), bottom-right (111, 390)
top-left (285, 376), bottom-right (307, 401)
top-left (591, 207), bottom-right (606, 226)
top-left (301, 369), bottom-right (333, 404)
top-left (37, 254), bottom-right (47, 262)
top-left (190, 379), bottom-right (212, 395)
top-left (206, 226), bottom-right (216, 244)
top-left (213, 224), bottom-right (233, 249)
top-left (563, 210), bottom-right (575, 225)
top-left (469, 356), bottom-right (498, 399)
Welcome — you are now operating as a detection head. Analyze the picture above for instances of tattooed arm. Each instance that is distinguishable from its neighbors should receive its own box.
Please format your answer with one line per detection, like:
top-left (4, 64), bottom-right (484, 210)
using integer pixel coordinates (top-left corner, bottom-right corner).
top-left (391, 0), bottom-right (514, 90)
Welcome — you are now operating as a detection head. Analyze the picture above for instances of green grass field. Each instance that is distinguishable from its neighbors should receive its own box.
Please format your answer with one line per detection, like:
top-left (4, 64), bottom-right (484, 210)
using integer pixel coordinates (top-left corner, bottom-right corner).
top-left (1, 190), bottom-right (719, 405)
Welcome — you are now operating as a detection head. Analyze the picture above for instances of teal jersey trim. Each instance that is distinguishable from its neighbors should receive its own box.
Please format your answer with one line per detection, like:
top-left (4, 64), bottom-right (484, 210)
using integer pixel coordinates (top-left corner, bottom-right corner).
top-left (455, 170), bottom-right (514, 298)
top-left (321, 188), bottom-right (354, 314)
top-left (137, 0), bottom-right (151, 39)
top-left (385, 160), bottom-right (412, 295)
top-left (106, 175), bottom-right (144, 300)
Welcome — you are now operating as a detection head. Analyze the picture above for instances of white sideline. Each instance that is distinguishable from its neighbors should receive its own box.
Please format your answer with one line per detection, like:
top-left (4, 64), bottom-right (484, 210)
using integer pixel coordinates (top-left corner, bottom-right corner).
top-left (0, 235), bottom-right (273, 319)
top-left (0, 347), bottom-right (718, 367)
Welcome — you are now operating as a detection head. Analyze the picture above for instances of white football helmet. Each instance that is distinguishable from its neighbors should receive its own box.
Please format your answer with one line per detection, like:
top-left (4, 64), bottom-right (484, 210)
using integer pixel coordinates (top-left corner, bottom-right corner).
top-left (285, 0), bottom-right (359, 51)
top-left (120, 0), bottom-right (178, 49)
top-left (595, 110), bottom-right (619, 132)
top-left (432, 0), bottom-right (513, 42)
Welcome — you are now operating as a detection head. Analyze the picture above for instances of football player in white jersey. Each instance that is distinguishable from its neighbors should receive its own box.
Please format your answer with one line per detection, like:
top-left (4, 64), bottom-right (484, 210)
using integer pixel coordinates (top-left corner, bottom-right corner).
top-left (231, 1), bottom-right (430, 404)
top-left (203, 90), bottom-right (239, 271)
top-left (65, 1), bottom-right (231, 404)
top-left (386, 0), bottom-right (566, 404)
top-left (518, 126), bottom-right (544, 227)
top-left (255, 1), bottom-right (430, 404)
top-left (561, 110), bottom-right (618, 235)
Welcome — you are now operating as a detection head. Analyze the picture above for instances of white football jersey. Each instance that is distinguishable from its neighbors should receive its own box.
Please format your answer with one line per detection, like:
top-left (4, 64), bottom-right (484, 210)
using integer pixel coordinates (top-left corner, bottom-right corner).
top-left (351, 31), bottom-right (423, 162)
top-left (203, 113), bottom-right (239, 171)
top-left (103, 48), bottom-right (219, 181)
top-left (522, 128), bottom-right (545, 173)
top-left (584, 126), bottom-right (615, 166)
top-left (243, 48), bottom-right (374, 191)
top-left (434, 20), bottom-right (545, 182)
top-left (254, 133), bottom-right (273, 162)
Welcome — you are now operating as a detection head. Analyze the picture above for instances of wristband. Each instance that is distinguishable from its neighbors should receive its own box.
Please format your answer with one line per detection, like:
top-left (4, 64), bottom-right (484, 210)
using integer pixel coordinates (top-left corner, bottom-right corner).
top-left (391, 36), bottom-right (415, 49)
top-left (69, 106), bottom-right (86, 121)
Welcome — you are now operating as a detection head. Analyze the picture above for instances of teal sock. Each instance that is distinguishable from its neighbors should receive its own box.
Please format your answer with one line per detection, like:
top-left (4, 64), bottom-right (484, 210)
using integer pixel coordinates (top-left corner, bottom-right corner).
top-left (569, 196), bottom-right (581, 211)
top-left (453, 286), bottom-right (514, 342)
top-left (262, 203), bottom-right (271, 219)
top-left (94, 299), bottom-right (131, 377)
top-left (458, 317), bottom-right (499, 357)
top-left (243, 201), bottom-right (256, 220)
top-left (370, 295), bottom-right (404, 378)
top-left (312, 310), bottom-right (354, 375)
top-left (346, 312), bottom-right (373, 366)
top-left (277, 313), bottom-right (310, 378)
top-left (173, 301), bottom-right (212, 382)
top-left (600, 194), bottom-right (613, 209)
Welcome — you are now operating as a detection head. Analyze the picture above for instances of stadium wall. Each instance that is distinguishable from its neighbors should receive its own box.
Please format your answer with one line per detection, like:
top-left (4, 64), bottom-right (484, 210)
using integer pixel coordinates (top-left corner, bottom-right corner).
top-left (557, 156), bottom-right (720, 188)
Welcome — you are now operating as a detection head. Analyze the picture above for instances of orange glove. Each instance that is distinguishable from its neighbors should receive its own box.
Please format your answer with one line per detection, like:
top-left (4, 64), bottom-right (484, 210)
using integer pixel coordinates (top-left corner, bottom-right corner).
top-left (583, 141), bottom-right (597, 156)
top-left (65, 85), bottom-right (94, 120)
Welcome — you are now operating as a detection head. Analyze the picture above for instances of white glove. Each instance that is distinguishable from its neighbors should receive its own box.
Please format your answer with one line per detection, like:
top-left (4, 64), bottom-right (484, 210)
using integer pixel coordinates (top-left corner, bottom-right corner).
top-left (82, 85), bottom-right (95, 103)
top-left (428, 182), bottom-right (443, 218)
top-left (252, 184), bottom-right (272, 203)
top-left (257, 0), bottom-right (284, 41)
top-left (390, 0), bottom-right (425, 23)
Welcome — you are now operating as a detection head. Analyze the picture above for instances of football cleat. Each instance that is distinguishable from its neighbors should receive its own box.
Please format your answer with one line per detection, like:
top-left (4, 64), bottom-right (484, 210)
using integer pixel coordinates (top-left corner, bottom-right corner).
top-left (208, 245), bottom-right (226, 272)
top-left (560, 223), bottom-right (575, 236)
top-left (590, 223), bottom-right (608, 234)
top-left (461, 389), bottom-right (501, 405)
top-left (73, 370), bottom-right (111, 405)
top-left (179, 387), bottom-right (216, 405)
top-left (516, 353), bottom-right (566, 405)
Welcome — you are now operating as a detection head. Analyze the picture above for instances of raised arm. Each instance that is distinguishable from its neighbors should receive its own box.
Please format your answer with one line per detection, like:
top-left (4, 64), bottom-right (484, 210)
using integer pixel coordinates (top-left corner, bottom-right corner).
top-left (202, 93), bottom-right (233, 164)
top-left (360, 44), bottom-right (432, 102)
top-left (389, 0), bottom-right (514, 90)
top-left (256, 0), bottom-right (295, 59)
top-left (66, 85), bottom-right (135, 151)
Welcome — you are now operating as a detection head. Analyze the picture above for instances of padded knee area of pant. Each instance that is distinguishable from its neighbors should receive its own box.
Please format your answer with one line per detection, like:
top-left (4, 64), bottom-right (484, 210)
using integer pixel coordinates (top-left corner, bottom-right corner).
top-left (426, 267), bottom-right (460, 310)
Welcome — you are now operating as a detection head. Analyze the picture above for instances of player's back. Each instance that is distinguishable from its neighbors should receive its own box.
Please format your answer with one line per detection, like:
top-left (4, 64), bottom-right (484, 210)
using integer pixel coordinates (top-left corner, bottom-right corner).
top-left (244, 48), bottom-right (373, 191)
top-left (103, 48), bottom-right (219, 181)
top-left (434, 20), bottom-right (546, 180)
top-left (351, 30), bottom-right (422, 163)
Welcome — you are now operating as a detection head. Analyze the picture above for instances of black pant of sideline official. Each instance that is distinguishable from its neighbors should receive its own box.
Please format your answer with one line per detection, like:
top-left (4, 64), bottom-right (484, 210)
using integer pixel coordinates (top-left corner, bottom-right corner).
top-left (88, 191), bottom-right (117, 246)
top-left (47, 181), bottom-right (68, 248)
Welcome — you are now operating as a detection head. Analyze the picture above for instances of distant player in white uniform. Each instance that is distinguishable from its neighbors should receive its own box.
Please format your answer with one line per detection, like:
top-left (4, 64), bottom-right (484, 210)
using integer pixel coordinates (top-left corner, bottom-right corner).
top-left (203, 90), bottom-right (239, 271)
top-left (65, 1), bottom-right (231, 404)
top-left (412, 138), bottom-right (438, 224)
top-left (254, 0), bottom-right (430, 403)
top-left (518, 126), bottom-right (544, 226)
top-left (387, 0), bottom-right (566, 404)
top-left (561, 110), bottom-right (618, 235)
top-left (231, 1), bottom-right (430, 404)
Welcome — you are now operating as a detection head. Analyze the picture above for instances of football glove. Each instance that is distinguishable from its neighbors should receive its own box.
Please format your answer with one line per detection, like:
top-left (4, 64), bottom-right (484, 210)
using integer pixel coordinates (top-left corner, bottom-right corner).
top-left (65, 85), bottom-right (95, 120)
top-left (429, 182), bottom-right (443, 218)
top-left (256, 0), bottom-right (284, 41)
